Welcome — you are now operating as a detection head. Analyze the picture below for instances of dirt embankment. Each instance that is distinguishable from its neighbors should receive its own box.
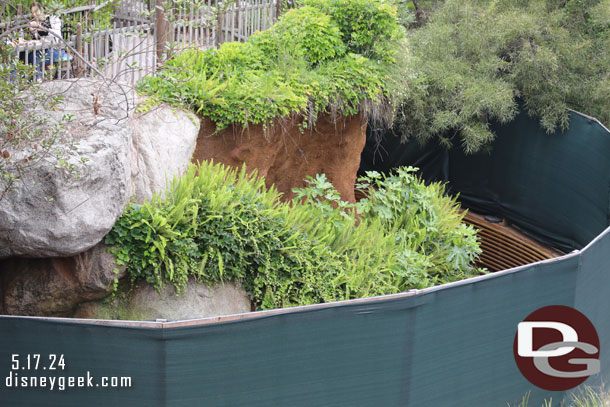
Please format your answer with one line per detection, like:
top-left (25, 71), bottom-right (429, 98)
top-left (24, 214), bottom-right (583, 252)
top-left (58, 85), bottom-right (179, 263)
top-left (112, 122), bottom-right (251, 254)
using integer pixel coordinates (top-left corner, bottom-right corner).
top-left (191, 114), bottom-right (367, 202)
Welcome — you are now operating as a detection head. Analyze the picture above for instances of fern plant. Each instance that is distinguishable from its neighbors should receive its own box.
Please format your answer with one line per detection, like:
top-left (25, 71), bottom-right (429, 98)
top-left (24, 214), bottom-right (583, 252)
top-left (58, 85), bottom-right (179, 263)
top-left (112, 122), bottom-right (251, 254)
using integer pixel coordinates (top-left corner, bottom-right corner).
top-left (107, 162), bottom-right (483, 309)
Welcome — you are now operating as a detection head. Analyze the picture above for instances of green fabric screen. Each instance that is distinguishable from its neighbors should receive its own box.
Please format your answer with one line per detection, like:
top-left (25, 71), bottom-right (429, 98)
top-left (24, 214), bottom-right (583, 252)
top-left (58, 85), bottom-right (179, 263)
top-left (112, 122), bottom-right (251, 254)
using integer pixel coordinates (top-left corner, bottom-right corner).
top-left (1, 231), bottom-right (609, 407)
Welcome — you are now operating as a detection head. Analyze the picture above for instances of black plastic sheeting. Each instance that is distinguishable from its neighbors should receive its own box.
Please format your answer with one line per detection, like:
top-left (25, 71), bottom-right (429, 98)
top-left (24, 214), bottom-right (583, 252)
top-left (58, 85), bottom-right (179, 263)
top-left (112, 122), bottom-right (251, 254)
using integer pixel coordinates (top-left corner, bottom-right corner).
top-left (360, 110), bottom-right (610, 253)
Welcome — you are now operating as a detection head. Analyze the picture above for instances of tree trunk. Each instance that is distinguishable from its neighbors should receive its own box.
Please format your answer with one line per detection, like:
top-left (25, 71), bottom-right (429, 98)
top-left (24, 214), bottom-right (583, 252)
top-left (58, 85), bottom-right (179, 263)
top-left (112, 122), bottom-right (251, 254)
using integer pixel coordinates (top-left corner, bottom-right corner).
top-left (412, 0), bottom-right (424, 24)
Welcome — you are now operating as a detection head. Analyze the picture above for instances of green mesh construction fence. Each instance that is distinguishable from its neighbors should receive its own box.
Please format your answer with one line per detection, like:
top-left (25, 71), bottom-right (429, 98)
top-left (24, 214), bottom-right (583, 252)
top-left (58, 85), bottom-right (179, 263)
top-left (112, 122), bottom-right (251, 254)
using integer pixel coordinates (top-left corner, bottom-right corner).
top-left (1, 234), bottom-right (609, 406)
top-left (1, 110), bottom-right (609, 406)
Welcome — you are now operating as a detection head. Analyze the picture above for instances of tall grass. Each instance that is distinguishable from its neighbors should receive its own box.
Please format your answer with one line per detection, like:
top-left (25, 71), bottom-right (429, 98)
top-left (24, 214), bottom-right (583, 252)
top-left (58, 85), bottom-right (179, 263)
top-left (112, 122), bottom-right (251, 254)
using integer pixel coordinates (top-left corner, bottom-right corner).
top-left (512, 388), bottom-right (610, 407)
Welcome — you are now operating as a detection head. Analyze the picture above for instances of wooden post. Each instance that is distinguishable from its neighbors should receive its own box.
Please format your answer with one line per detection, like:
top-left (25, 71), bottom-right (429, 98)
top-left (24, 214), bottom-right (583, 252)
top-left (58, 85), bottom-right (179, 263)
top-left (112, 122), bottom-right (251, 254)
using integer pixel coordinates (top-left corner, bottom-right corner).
top-left (76, 23), bottom-right (83, 76)
top-left (155, 0), bottom-right (168, 64)
top-left (275, 0), bottom-right (281, 21)
top-left (216, 1), bottom-right (223, 47)
top-left (234, 0), bottom-right (239, 42)
top-left (412, 0), bottom-right (424, 25)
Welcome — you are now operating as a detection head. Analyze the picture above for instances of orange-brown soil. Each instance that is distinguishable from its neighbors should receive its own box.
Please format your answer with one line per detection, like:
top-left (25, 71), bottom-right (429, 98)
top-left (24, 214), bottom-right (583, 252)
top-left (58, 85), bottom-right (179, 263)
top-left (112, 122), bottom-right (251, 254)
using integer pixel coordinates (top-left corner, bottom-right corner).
top-left (191, 114), bottom-right (367, 202)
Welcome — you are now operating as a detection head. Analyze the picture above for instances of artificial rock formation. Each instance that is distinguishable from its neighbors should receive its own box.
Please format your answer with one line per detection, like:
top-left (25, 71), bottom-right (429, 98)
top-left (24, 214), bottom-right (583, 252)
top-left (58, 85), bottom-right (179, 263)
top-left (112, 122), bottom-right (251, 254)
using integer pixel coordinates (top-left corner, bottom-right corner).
top-left (0, 80), bottom-right (132, 258)
top-left (74, 279), bottom-right (251, 321)
top-left (130, 108), bottom-right (199, 203)
top-left (0, 243), bottom-right (125, 316)
top-left (0, 79), bottom-right (199, 316)
top-left (192, 114), bottom-right (368, 202)
top-left (0, 80), bottom-right (370, 319)
top-left (0, 79), bottom-right (200, 259)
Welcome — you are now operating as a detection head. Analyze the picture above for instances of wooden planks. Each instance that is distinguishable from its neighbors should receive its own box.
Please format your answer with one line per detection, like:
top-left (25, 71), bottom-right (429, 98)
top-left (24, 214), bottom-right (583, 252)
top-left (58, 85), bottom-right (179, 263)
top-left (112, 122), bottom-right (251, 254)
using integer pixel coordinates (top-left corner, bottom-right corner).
top-left (463, 211), bottom-right (564, 272)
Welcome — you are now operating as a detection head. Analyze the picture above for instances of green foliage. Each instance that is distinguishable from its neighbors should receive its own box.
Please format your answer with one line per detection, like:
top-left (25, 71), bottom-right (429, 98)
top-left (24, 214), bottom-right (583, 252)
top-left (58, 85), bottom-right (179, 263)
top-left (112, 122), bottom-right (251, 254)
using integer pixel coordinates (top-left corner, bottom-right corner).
top-left (267, 6), bottom-right (346, 65)
top-left (107, 162), bottom-right (394, 308)
top-left (359, 168), bottom-right (482, 283)
top-left (303, 0), bottom-right (405, 61)
top-left (296, 168), bottom-right (483, 288)
top-left (106, 161), bottom-right (482, 310)
top-left (395, 0), bottom-right (610, 153)
top-left (138, 0), bottom-right (407, 131)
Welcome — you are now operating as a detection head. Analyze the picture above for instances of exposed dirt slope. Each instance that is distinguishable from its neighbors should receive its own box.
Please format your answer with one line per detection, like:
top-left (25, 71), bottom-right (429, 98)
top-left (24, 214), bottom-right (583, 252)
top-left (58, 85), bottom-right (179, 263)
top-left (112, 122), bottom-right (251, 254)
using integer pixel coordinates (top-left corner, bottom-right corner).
top-left (192, 114), bottom-right (367, 202)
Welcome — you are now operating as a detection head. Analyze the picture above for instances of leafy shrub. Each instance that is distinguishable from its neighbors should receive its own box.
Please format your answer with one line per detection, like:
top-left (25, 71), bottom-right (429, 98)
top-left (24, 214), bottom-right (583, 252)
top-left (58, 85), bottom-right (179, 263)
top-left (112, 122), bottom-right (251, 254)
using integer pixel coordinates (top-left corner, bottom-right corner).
top-left (138, 0), bottom-right (407, 131)
top-left (106, 161), bottom-right (482, 310)
top-left (303, 0), bottom-right (405, 61)
top-left (295, 168), bottom-right (483, 288)
top-left (359, 168), bottom-right (482, 283)
top-left (268, 6), bottom-right (346, 65)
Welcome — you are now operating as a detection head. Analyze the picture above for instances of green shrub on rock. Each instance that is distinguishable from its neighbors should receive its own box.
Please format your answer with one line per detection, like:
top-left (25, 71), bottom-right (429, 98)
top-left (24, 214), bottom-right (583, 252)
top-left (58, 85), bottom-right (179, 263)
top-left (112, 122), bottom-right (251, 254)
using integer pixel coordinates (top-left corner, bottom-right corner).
top-left (267, 6), bottom-right (346, 65)
top-left (137, 0), bottom-right (407, 131)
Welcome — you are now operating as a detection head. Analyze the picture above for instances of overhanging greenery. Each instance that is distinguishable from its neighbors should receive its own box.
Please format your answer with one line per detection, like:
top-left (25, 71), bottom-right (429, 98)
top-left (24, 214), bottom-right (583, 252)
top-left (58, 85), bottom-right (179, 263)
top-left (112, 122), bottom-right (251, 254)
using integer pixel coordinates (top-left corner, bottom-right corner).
top-left (138, 0), bottom-right (407, 131)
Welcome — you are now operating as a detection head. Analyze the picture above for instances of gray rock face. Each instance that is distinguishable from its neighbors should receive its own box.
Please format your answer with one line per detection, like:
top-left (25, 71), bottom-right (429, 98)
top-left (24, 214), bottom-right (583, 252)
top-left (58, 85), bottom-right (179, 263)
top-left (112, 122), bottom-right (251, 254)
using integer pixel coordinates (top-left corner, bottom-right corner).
top-left (0, 79), bottom-right (133, 258)
top-left (130, 107), bottom-right (199, 202)
top-left (0, 78), bottom-right (203, 317)
top-left (0, 79), bottom-right (199, 258)
top-left (74, 279), bottom-right (251, 321)
top-left (0, 242), bottom-right (126, 316)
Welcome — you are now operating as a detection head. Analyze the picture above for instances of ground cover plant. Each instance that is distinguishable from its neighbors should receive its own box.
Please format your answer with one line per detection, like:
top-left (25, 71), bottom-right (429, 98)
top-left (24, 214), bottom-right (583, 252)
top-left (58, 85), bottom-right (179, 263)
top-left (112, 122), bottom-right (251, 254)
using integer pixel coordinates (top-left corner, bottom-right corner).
top-left (105, 162), bottom-right (483, 310)
top-left (137, 0), bottom-right (407, 131)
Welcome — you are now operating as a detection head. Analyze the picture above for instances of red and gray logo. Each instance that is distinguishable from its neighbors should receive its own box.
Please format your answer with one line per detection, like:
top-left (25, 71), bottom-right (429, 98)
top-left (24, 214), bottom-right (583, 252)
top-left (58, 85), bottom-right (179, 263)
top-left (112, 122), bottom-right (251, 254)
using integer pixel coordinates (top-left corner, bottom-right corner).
top-left (513, 305), bottom-right (600, 391)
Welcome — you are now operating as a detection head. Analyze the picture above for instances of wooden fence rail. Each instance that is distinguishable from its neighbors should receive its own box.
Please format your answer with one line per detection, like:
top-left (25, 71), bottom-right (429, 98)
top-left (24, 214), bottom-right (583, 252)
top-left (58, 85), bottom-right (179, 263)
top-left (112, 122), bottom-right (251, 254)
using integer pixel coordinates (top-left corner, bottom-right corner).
top-left (4, 0), bottom-right (279, 87)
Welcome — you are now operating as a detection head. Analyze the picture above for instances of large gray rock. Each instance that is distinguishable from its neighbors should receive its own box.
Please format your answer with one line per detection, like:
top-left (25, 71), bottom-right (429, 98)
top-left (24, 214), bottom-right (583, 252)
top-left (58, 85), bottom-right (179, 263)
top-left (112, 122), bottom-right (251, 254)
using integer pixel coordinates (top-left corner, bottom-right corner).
top-left (130, 107), bottom-right (199, 202)
top-left (0, 79), bottom-right (199, 258)
top-left (0, 242), bottom-right (126, 317)
top-left (0, 78), bottom-right (204, 317)
top-left (0, 79), bottom-right (132, 258)
top-left (74, 279), bottom-right (251, 321)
